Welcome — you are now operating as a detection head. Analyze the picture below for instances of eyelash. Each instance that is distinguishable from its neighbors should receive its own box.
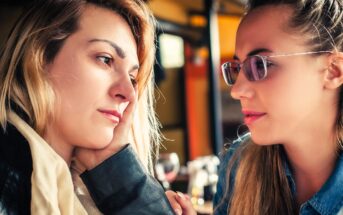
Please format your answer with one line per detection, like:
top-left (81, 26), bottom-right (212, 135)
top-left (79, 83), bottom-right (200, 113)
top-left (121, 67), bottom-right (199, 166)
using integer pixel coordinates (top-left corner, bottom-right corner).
top-left (97, 55), bottom-right (138, 87)
top-left (258, 58), bottom-right (274, 68)
top-left (130, 75), bottom-right (138, 87)
top-left (97, 55), bottom-right (113, 66)
top-left (266, 61), bottom-right (274, 67)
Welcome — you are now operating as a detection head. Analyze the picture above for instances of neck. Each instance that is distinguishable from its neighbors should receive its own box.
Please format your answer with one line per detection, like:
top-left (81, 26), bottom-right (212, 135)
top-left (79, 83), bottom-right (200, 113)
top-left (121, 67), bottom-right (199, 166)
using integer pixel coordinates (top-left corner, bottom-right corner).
top-left (283, 132), bottom-right (338, 204)
top-left (43, 126), bottom-right (74, 165)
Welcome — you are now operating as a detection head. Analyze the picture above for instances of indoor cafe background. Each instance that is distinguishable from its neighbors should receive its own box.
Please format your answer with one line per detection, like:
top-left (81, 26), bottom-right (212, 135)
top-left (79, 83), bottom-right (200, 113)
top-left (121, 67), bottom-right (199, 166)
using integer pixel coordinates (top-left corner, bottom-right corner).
top-left (0, 0), bottom-right (247, 213)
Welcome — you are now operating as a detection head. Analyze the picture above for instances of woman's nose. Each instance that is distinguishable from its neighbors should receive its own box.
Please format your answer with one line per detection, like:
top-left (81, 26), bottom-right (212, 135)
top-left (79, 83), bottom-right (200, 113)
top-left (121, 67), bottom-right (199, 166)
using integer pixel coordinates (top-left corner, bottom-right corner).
top-left (109, 74), bottom-right (135, 102)
top-left (230, 72), bottom-right (254, 100)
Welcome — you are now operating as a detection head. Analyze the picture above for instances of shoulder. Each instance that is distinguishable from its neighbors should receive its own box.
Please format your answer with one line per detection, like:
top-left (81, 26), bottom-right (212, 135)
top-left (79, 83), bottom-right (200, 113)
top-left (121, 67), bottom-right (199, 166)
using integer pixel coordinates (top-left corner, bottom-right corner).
top-left (0, 124), bottom-right (32, 214)
top-left (301, 151), bottom-right (343, 215)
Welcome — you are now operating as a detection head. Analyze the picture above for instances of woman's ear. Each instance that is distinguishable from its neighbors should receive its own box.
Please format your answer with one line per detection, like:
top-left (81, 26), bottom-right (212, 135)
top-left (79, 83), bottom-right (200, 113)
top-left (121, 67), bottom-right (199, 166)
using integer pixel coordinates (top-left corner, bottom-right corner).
top-left (324, 52), bottom-right (343, 89)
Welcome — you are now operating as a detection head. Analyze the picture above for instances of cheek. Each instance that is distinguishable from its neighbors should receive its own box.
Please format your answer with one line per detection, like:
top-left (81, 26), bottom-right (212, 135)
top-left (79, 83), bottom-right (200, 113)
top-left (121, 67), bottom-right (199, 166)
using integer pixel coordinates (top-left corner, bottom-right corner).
top-left (52, 81), bottom-right (94, 119)
top-left (50, 62), bottom-right (107, 109)
top-left (264, 72), bottom-right (322, 124)
top-left (46, 50), bottom-right (117, 147)
top-left (51, 91), bottom-right (114, 149)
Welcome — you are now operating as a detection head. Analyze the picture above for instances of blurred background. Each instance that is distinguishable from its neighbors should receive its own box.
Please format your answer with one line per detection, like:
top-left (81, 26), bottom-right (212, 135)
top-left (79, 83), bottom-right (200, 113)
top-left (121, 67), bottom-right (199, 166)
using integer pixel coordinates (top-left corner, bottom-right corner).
top-left (0, 0), bottom-right (247, 213)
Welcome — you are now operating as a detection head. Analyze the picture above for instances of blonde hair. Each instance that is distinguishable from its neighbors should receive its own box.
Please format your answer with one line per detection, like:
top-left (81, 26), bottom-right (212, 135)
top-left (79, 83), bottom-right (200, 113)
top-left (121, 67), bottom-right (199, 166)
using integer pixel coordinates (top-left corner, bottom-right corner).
top-left (0, 0), bottom-right (160, 174)
top-left (219, 0), bottom-right (343, 214)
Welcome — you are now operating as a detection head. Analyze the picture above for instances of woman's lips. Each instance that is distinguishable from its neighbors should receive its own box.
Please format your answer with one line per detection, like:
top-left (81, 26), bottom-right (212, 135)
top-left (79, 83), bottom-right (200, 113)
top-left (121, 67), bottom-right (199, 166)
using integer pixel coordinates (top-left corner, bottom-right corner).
top-left (242, 110), bottom-right (266, 125)
top-left (98, 109), bottom-right (122, 124)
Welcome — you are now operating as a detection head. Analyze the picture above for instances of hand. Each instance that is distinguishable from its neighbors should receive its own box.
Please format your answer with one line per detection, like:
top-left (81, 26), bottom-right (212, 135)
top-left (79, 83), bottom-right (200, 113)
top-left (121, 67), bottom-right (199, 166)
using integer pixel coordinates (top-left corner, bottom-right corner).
top-left (165, 191), bottom-right (196, 215)
top-left (74, 95), bottom-right (137, 171)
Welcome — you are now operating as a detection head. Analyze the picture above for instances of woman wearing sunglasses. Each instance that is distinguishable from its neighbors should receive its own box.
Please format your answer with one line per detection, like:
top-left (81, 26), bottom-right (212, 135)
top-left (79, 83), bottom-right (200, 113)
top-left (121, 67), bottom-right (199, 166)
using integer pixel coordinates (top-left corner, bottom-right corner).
top-left (214, 0), bottom-right (343, 214)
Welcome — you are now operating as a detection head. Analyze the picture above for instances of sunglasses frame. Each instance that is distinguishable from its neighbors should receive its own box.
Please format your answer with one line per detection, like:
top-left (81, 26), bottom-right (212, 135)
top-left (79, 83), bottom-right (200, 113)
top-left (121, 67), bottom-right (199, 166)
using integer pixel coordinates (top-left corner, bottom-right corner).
top-left (221, 50), bottom-right (333, 86)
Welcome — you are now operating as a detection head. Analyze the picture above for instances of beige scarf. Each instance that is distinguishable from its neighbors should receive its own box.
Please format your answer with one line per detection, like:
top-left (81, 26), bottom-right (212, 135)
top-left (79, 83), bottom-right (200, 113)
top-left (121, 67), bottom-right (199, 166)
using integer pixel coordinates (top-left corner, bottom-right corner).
top-left (8, 112), bottom-right (87, 215)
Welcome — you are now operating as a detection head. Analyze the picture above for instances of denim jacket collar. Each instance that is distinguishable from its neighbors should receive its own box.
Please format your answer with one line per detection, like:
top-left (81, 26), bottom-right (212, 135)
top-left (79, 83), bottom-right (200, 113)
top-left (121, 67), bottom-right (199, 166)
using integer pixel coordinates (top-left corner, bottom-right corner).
top-left (284, 151), bottom-right (343, 214)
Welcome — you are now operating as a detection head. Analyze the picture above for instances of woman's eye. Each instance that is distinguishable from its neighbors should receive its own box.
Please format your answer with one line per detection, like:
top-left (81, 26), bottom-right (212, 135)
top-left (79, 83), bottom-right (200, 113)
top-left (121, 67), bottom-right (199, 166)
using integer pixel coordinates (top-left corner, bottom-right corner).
top-left (130, 76), bottom-right (138, 87)
top-left (231, 63), bottom-right (241, 74)
top-left (97, 56), bottom-right (112, 65)
top-left (266, 61), bottom-right (275, 68)
top-left (253, 61), bottom-right (264, 70)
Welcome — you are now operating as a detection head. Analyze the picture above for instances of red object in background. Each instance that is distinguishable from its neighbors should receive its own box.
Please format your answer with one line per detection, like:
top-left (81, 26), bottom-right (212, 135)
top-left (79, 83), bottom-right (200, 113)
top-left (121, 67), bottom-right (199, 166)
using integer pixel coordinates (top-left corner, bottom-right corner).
top-left (184, 43), bottom-right (212, 160)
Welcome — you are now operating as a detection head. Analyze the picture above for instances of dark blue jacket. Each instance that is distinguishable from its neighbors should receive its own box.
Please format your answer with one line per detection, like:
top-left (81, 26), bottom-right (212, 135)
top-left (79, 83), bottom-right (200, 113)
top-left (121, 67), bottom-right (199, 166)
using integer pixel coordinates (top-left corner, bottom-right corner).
top-left (213, 136), bottom-right (343, 215)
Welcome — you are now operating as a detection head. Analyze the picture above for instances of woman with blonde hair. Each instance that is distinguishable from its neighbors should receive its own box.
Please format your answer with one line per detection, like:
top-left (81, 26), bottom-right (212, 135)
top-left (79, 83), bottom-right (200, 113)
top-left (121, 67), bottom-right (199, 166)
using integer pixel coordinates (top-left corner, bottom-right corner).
top-left (0, 0), bottom-right (194, 214)
top-left (214, 0), bottom-right (343, 214)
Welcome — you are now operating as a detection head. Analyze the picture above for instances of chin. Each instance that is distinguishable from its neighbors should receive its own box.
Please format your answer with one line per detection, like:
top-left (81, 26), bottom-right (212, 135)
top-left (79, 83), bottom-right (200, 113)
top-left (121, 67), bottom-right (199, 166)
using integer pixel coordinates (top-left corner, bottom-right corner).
top-left (250, 133), bottom-right (275, 146)
top-left (81, 135), bottom-right (112, 149)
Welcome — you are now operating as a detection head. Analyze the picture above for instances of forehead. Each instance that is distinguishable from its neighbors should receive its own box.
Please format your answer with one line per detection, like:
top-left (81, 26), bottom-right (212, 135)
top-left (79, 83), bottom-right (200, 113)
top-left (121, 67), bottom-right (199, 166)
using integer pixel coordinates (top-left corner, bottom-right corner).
top-left (235, 5), bottom-right (307, 59)
top-left (76, 4), bottom-right (138, 56)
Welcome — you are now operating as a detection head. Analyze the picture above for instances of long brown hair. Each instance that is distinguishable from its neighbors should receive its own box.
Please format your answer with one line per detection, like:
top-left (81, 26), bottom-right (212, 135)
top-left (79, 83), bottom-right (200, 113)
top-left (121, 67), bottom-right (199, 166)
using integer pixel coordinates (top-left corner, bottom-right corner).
top-left (218, 0), bottom-right (343, 214)
top-left (0, 0), bottom-right (159, 173)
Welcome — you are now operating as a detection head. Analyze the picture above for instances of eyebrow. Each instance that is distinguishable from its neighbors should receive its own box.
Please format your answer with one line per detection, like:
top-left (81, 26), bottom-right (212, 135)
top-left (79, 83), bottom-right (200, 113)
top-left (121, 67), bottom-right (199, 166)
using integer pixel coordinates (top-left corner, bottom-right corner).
top-left (233, 48), bottom-right (273, 60)
top-left (88, 38), bottom-right (126, 58)
top-left (88, 38), bottom-right (140, 72)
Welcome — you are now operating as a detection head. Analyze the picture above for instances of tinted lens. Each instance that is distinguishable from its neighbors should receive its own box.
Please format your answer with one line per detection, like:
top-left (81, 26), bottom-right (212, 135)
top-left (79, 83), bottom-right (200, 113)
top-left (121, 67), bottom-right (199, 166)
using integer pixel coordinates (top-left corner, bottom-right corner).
top-left (221, 62), bottom-right (240, 85)
top-left (242, 56), bottom-right (266, 81)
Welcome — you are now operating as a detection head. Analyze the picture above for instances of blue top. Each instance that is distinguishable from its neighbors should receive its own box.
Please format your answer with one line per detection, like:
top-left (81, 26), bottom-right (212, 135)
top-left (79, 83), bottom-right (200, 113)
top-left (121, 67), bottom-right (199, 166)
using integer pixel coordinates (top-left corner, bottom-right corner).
top-left (213, 137), bottom-right (343, 215)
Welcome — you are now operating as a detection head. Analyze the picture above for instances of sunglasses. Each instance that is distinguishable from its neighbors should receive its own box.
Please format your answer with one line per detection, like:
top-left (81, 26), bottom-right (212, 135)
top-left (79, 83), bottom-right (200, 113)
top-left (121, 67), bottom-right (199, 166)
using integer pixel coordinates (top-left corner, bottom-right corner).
top-left (221, 51), bottom-right (332, 86)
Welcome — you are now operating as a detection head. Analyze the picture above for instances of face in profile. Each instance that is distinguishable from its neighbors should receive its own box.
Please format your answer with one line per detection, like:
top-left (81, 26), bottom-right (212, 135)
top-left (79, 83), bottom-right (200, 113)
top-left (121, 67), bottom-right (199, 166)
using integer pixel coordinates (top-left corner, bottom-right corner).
top-left (45, 4), bottom-right (139, 150)
top-left (231, 5), bottom-right (329, 145)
